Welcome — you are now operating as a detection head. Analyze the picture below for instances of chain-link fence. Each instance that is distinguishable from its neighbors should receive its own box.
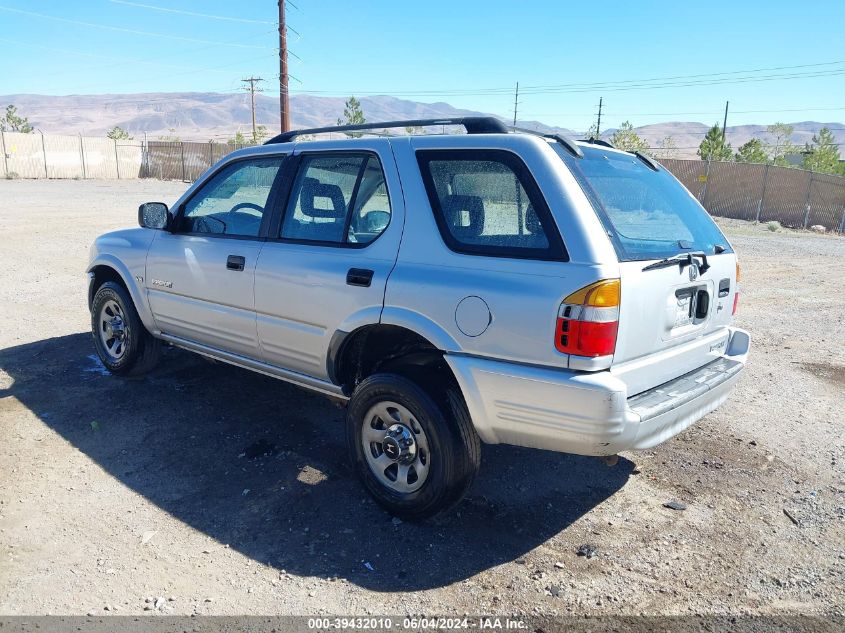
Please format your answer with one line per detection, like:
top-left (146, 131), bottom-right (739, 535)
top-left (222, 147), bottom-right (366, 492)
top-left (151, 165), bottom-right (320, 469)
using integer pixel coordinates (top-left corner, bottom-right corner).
top-left (663, 158), bottom-right (845, 232)
top-left (137, 145), bottom-right (845, 233)
top-left (0, 133), bottom-right (248, 181)
top-left (3, 131), bottom-right (844, 233)
top-left (140, 140), bottom-right (248, 181)
top-left (0, 131), bottom-right (142, 179)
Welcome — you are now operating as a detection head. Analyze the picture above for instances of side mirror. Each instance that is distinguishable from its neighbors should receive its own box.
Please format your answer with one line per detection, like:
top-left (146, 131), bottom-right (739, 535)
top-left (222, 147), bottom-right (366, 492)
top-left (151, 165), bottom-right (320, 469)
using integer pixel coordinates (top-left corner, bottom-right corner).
top-left (138, 202), bottom-right (171, 230)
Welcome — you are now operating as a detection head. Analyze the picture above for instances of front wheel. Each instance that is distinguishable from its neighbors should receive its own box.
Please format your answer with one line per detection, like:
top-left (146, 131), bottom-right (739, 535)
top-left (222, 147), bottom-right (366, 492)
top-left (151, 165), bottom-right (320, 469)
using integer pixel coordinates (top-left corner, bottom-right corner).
top-left (91, 281), bottom-right (160, 376)
top-left (346, 373), bottom-right (480, 521)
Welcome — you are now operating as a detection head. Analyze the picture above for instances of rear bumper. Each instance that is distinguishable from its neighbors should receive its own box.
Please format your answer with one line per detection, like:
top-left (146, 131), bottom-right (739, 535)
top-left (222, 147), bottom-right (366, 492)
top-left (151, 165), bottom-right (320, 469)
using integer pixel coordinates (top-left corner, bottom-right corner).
top-left (445, 327), bottom-right (750, 456)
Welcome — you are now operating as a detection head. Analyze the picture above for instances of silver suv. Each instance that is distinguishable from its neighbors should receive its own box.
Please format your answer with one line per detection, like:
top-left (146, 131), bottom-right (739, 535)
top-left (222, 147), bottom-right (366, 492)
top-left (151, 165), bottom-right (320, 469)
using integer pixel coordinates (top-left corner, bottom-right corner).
top-left (87, 117), bottom-right (750, 520)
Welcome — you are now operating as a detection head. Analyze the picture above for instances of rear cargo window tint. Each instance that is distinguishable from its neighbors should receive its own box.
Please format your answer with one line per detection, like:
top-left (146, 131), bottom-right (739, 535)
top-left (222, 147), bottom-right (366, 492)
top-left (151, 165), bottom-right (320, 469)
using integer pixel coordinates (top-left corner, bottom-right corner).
top-left (554, 145), bottom-right (732, 261)
top-left (417, 149), bottom-right (567, 260)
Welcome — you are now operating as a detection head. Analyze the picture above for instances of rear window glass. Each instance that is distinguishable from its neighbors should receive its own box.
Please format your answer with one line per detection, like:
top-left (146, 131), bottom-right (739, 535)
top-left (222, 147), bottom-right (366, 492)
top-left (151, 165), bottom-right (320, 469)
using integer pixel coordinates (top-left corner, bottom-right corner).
top-left (417, 149), bottom-right (566, 260)
top-left (555, 145), bottom-right (731, 261)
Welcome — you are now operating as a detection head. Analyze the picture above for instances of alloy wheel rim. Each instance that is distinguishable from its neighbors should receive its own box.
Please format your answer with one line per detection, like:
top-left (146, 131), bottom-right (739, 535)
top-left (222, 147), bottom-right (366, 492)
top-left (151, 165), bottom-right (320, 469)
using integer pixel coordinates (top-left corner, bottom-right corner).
top-left (361, 400), bottom-right (430, 493)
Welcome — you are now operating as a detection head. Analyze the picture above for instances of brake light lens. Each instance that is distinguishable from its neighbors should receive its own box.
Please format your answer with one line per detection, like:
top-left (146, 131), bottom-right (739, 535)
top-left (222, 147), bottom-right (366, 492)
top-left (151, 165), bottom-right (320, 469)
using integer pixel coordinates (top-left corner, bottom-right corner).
top-left (555, 279), bottom-right (620, 357)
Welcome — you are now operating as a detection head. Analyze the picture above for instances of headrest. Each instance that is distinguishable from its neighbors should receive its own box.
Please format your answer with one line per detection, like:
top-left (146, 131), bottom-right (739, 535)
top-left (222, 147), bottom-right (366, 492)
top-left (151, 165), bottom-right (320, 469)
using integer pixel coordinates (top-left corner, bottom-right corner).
top-left (301, 177), bottom-right (346, 218)
top-left (525, 204), bottom-right (541, 234)
top-left (442, 194), bottom-right (484, 238)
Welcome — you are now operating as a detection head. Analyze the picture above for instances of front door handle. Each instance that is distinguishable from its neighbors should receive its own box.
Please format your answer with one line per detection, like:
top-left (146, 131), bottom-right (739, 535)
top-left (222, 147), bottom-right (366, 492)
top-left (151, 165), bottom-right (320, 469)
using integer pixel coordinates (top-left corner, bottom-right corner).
top-left (226, 255), bottom-right (246, 271)
top-left (346, 268), bottom-right (374, 287)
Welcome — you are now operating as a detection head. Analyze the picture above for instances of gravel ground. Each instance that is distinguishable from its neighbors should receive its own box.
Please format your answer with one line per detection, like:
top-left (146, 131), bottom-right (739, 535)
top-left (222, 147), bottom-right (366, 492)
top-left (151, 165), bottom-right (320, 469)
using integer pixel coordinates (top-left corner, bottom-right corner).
top-left (0, 180), bottom-right (843, 618)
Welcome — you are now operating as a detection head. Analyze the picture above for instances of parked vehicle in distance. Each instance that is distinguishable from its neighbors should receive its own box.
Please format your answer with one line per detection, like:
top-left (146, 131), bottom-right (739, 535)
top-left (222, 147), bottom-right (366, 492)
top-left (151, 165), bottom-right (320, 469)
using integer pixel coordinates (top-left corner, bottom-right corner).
top-left (87, 117), bottom-right (750, 520)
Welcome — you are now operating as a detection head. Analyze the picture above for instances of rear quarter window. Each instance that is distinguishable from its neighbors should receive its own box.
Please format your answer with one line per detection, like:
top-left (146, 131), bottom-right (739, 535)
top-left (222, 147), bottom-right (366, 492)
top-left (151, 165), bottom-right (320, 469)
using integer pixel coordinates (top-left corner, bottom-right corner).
top-left (417, 149), bottom-right (567, 261)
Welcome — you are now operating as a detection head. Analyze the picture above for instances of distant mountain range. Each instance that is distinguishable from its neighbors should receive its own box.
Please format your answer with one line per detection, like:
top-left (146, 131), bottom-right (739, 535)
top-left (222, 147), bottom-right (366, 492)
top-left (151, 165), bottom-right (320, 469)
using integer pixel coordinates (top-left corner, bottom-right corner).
top-left (2, 92), bottom-right (842, 159)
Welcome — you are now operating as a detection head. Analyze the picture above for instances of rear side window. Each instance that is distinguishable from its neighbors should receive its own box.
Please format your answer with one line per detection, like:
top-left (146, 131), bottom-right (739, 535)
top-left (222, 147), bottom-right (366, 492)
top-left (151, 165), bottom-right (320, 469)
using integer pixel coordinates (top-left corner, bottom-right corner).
top-left (555, 145), bottom-right (732, 261)
top-left (280, 153), bottom-right (391, 245)
top-left (417, 149), bottom-right (567, 260)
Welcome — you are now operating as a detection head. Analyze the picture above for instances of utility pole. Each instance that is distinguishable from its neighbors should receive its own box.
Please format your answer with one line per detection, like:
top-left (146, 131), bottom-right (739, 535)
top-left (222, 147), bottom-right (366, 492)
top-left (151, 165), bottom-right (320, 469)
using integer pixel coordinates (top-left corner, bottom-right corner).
top-left (242, 76), bottom-right (265, 143)
top-left (595, 97), bottom-right (603, 137)
top-left (278, 0), bottom-right (290, 132)
top-left (512, 82), bottom-right (519, 130)
top-left (722, 100), bottom-right (729, 143)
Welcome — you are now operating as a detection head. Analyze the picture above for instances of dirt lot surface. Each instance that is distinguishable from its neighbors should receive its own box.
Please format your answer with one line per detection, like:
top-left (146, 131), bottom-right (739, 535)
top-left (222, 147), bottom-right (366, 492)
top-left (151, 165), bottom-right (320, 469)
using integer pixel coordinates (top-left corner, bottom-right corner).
top-left (1, 180), bottom-right (843, 618)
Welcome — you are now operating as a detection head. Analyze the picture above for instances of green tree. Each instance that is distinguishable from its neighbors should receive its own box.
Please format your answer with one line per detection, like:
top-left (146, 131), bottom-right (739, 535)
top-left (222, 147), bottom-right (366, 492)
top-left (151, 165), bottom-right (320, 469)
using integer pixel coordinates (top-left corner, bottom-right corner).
top-left (1, 104), bottom-right (33, 133)
top-left (106, 126), bottom-right (132, 140)
top-left (698, 123), bottom-right (732, 162)
top-left (228, 130), bottom-right (249, 145)
top-left (654, 136), bottom-right (678, 160)
top-left (255, 124), bottom-right (269, 143)
top-left (802, 127), bottom-right (841, 174)
top-left (766, 122), bottom-right (797, 166)
top-left (337, 96), bottom-right (365, 137)
top-left (610, 121), bottom-right (648, 152)
top-left (584, 122), bottom-right (602, 140)
top-left (735, 138), bottom-right (768, 163)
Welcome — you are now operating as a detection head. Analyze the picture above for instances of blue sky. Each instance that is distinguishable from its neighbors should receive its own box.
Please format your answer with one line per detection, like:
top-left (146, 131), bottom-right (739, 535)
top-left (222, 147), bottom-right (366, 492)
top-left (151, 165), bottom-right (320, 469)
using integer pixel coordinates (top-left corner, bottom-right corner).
top-left (1, 0), bottom-right (843, 131)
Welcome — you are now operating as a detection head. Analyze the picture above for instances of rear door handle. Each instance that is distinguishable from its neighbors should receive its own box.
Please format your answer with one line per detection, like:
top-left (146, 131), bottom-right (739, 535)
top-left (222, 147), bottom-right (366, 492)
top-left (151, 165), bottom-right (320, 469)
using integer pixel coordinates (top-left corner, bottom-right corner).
top-left (346, 268), bottom-right (374, 287)
top-left (226, 255), bottom-right (246, 271)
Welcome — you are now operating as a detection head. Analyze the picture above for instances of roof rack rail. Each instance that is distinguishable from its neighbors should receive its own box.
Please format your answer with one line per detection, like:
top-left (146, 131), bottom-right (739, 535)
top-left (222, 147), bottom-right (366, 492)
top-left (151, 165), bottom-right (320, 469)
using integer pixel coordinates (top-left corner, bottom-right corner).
top-left (265, 116), bottom-right (509, 144)
top-left (580, 137), bottom-right (615, 149)
top-left (634, 150), bottom-right (660, 171)
top-left (513, 127), bottom-right (584, 158)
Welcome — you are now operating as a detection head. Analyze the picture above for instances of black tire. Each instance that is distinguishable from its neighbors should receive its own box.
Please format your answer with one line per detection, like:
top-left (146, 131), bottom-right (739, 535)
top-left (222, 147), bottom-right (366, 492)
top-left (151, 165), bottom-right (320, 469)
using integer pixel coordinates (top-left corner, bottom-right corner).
top-left (346, 372), bottom-right (481, 521)
top-left (90, 281), bottom-right (161, 376)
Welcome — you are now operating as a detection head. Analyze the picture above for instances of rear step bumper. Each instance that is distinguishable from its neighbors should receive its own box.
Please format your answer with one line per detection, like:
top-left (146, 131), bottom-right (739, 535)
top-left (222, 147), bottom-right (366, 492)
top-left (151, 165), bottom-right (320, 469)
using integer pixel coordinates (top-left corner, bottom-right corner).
top-left (445, 327), bottom-right (750, 456)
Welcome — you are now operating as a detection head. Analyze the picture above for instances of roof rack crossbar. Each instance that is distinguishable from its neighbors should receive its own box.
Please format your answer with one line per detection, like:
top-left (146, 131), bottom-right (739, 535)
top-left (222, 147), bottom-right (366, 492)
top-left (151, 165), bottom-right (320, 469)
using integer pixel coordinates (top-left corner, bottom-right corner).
top-left (513, 127), bottom-right (583, 158)
top-left (265, 116), bottom-right (509, 144)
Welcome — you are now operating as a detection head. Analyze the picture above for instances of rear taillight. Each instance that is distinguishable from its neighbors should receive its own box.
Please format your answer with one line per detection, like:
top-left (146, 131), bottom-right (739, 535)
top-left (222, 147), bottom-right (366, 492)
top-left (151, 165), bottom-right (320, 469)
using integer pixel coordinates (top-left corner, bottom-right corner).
top-left (555, 279), bottom-right (620, 357)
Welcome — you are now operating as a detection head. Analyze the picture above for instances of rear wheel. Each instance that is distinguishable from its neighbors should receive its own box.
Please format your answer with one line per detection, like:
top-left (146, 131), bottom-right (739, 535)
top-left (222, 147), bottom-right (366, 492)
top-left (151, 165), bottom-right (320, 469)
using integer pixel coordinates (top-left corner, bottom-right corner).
top-left (91, 281), bottom-right (160, 376)
top-left (346, 373), bottom-right (480, 521)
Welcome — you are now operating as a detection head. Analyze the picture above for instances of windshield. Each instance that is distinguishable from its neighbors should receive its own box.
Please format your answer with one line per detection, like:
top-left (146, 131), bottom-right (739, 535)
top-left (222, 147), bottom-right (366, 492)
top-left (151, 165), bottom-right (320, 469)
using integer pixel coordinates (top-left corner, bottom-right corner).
top-left (554, 144), bottom-right (732, 261)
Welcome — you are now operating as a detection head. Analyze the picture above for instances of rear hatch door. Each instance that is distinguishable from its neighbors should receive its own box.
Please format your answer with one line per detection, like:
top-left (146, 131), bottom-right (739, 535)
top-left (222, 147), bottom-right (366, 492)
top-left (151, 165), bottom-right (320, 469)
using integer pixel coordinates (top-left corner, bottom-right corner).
top-left (554, 144), bottom-right (738, 395)
top-left (614, 253), bottom-right (736, 395)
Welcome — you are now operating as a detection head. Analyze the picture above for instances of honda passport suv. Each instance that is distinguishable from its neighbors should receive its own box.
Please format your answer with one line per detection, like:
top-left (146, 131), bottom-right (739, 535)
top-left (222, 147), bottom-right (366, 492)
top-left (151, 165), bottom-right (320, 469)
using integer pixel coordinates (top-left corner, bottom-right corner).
top-left (87, 117), bottom-right (750, 520)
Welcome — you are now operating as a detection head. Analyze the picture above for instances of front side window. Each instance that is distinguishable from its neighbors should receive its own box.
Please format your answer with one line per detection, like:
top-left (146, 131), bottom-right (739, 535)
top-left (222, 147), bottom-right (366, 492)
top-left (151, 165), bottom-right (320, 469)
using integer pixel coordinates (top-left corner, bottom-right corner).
top-left (280, 153), bottom-right (391, 245)
top-left (417, 149), bottom-right (566, 260)
top-left (180, 157), bottom-right (284, 237)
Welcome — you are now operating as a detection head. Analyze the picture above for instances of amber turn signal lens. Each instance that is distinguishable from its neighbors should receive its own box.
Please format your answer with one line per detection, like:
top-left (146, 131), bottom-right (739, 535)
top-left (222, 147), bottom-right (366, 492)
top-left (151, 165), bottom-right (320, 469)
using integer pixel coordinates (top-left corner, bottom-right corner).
top-left (736, 261), bottom-right (741, 283)
top-left (563, 279), bottom-right (621, 307)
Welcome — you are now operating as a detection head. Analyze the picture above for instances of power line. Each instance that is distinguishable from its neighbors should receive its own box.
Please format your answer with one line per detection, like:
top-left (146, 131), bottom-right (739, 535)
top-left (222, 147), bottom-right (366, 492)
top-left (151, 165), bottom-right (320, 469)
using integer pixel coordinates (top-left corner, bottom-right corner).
top-left (521, 106), bottom-right (845, 117)
top-left (107, 0), bottom-right (276, 24)
top-left (517, 69), bottom-right (845, 95)
top-left (0, 37), bottom-right (275, 84)
top-left (288, 61), bottom-right (845, 97)
top-left (518, 59), bottom-right (845, 91)
top-left (0, 5), bottom-right (273, 50)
